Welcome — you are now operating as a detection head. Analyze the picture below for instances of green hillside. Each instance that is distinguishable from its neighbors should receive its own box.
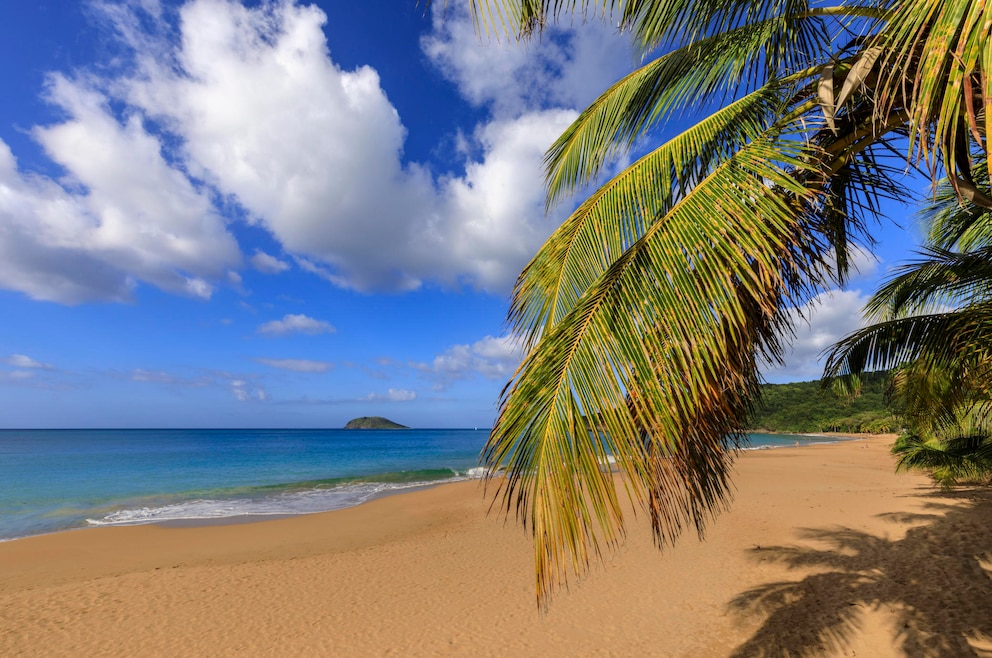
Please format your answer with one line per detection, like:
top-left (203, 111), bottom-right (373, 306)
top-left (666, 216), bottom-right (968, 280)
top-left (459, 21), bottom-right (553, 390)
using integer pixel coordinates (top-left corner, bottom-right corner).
top-left (749, 374), bottom-right (902, 434)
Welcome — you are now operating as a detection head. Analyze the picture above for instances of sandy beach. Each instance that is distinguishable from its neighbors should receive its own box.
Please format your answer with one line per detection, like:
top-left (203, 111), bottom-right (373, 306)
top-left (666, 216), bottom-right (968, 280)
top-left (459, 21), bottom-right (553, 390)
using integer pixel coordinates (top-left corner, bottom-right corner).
top-left (2, 435), bottom-right (991, 657)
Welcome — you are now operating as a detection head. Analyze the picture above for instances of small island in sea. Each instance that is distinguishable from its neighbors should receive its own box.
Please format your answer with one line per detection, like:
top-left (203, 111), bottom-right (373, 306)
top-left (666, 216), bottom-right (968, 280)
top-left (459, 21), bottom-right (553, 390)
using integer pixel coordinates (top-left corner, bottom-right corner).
top-left (344, 416), bottom-right (410, 430)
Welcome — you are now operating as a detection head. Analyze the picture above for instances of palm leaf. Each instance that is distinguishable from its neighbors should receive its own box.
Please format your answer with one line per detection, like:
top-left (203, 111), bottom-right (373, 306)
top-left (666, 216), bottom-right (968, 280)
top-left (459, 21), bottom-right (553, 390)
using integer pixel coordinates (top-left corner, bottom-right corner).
top-left (824, 302), bottom-right (992, 382)
top-left (543, 14), bottom-right (832, 209)
top-left (920, 156), bottom-right (992, 251)
top-left (893, 431), bottom-right (992, 486)
top-left (875, 0), bottom-right (992, 188)
top-left (513, 81), bottom-right (795, 348)
top-left (487, 134), bottom-right (823, 605)
top-left (864, 246), bottom-right (992, 318)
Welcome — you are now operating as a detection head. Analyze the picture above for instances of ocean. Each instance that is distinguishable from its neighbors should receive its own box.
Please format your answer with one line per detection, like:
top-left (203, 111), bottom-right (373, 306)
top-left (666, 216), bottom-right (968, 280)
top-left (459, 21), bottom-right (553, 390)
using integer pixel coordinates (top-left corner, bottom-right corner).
top-left (0, 428), bottom-right (844, 541)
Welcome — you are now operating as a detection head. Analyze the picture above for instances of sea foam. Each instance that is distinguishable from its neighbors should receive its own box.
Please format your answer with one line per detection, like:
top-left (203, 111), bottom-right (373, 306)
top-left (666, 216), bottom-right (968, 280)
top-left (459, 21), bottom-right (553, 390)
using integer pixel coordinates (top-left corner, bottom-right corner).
top-left (86, 479), bottom-right (462, 527)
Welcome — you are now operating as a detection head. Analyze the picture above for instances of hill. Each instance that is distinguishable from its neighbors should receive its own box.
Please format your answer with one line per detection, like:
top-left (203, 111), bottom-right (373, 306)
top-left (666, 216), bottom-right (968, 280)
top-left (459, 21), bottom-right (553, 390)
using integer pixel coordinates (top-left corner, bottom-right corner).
top-left (749, 373), bottom-right (902, 434)
top-left (344, 416), bottom-right (410, 430)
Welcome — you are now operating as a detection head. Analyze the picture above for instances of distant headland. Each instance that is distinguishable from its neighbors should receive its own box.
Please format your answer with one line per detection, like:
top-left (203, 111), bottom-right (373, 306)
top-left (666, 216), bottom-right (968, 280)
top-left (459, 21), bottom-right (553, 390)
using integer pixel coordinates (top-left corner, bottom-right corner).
top-left (343, 416), bottom-right (410, 430)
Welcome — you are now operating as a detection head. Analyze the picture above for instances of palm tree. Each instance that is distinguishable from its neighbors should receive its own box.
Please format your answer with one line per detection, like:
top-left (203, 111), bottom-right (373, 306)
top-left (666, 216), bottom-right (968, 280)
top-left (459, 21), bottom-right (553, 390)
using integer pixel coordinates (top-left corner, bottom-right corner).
top-left (466, 0), bottom-right (992, 605)
top-left (825, 159), bottom-right (992, 487)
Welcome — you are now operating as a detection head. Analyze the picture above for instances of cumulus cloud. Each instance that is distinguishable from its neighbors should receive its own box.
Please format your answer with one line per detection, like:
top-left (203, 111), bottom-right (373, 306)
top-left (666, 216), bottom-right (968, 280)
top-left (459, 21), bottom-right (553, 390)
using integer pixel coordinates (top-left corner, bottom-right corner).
top-left (3, 354), bottom-right (53, 369)
top-left (255, 357), bottom-right (333, 372)
top-left (413, 334), bottom-right (525, 388)
top-left (763, 289), bottom-right (871, 383)
top-left (119, 0), bottom-right (583, 293)
top-left (0, 0), bottom-right (632, 302)
top-left (250, 250), bottom-right (291, 274)
top-left (257, 313), bottom-right (336, 336)
top-left (426, 110), bottom-right (577, 290)
top-left (423, 3), bottom-right (636, 116)
top-left (0, 69), bottom-right (241, 303)
top-left (121, 0), bottom-right (440, 292)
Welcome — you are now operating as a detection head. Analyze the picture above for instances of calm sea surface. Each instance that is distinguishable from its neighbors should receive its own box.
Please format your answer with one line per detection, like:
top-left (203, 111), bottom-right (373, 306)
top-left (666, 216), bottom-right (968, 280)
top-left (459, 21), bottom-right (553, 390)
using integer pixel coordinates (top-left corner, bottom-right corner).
top-left (0, 428), bottom-right (843, 541)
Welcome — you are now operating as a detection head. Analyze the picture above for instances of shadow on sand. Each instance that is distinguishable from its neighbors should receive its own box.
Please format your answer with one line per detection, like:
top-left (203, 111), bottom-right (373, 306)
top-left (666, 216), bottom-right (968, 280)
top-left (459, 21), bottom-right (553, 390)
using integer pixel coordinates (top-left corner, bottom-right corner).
top-left (729, 488), bottom-right (992, 657)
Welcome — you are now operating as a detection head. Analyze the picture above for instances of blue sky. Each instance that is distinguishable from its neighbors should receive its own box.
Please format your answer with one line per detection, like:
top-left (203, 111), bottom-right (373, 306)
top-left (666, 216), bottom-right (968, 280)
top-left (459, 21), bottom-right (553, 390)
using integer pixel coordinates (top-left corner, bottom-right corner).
top-left (0, 0), bottom-right (925, 428)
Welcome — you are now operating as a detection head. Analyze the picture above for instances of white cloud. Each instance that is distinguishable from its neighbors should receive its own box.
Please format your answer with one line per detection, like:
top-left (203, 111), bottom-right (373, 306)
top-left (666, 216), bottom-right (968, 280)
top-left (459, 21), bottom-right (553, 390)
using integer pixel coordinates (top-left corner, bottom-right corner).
top-left (130, 366), bottom-right (268, 402)
top-left (763, 289), bottom-right (871, 383)
top-left (251, 250), bottom-right (290, 274)
top-left (115, 0), bottom-right (588, 294)
top-left (3, 354), bottom-right (53, 369)
top-left (0, 0), bottom-right (628, 302)
top-left (0, 67), bottom-right (241, 303)
top-left (131, 368), bottom-right (209, 386)
top-left (423, 3), bottom-right (636, 117)
top-left (413, 334), bottom-right (525, 387)
top-left (426, 111), bottom-right (578, 291)
top-left (366, 388), bottom-right (417, 402)
top-left (257, 313), bottom-right (336, 336)
top-left (123, 0), bottom-right (437, 293)
top-left (255, 357), bottom-right (333, 372)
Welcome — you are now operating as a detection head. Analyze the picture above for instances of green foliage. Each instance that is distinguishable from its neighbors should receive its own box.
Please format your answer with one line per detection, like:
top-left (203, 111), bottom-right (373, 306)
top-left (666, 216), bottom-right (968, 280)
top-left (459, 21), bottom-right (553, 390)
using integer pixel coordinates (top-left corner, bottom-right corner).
top-left (471, 0), bottom-right (992, 605)
top-left (825, 156), bottom-right (992, 487)
top-left (893, 432), bottom-right (992, 488)
top-left (749, 373), bottom-right (902, 434)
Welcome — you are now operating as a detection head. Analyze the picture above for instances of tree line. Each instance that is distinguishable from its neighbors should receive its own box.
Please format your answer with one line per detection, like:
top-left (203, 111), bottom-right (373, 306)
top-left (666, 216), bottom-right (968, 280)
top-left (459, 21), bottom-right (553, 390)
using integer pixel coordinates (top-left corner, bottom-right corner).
top-left (749, 374), bottom-right (901, 435)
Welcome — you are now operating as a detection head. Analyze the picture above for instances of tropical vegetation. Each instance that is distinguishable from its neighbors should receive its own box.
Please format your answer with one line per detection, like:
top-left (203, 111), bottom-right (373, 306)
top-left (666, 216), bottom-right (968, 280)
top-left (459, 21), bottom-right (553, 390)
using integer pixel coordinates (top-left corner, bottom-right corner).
top-left (466, 0), bottom-right (992, 604)
top-left (750, 374), bottom-right (900, 434)
top-left (825, 159), bottom-right (992, 487)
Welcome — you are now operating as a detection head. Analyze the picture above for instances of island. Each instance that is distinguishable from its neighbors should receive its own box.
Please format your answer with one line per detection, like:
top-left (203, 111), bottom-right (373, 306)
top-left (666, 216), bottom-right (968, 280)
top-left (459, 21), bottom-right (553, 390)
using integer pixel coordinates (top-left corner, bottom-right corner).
top-left (344, 416), bottom-right (410, 430)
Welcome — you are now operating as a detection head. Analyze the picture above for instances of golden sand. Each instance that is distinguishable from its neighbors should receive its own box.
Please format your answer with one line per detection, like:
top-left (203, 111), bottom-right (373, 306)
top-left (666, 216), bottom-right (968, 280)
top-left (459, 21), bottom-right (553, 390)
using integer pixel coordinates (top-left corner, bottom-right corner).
top-left (2, 435), bottom-right (991, 657)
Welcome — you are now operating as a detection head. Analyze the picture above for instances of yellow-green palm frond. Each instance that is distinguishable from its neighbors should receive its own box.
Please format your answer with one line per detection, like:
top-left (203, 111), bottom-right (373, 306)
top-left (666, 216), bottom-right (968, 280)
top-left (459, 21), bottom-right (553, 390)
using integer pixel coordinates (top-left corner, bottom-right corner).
top-left (486, 134), bottom-right (823, 606)
top-left (921, 156), bottom-right (992, 250)
top-left (466, 0), bottom-right (992, 607)
top-left (876, 0), bottom-right (992, 205)
top-left (469, 1), bottom-right (891, 52)
top-left (826, 302), bottom-right (992, 372)
top-left (864, 246), bottom-right (992, 319)
top-left (512, 82), bottom-right (793, 348)
top-left (543, 14), bottom-right (832, 209)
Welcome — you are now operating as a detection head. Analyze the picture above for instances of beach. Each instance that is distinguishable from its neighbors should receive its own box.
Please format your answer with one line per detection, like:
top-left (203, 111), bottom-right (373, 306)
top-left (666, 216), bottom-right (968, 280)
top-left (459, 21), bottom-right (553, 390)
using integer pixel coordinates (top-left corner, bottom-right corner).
top-left (2, 435), bottom-right (991, 657)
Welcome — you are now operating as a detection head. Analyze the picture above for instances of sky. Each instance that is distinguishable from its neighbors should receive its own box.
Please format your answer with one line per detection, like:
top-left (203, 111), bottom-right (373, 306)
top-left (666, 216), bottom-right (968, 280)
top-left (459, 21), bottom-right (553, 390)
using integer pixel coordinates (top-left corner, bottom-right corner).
top-left (0, 0), bottom-right (926, 428)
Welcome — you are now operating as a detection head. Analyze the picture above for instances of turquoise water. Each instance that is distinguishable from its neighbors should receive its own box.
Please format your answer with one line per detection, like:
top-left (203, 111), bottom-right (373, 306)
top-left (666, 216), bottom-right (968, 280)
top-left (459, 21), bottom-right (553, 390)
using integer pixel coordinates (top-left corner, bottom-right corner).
top-left (0, 429), bottom-right (842, 541)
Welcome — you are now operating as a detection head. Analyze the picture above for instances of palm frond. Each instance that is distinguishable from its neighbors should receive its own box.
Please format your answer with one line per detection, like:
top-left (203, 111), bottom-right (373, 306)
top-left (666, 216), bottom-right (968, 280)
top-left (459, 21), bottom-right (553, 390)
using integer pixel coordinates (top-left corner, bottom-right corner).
top-left (824, 303), bottom-right (992, 379)
top-left (920, 156), bottom-right (992, 251)
top-left (893, 431), bottom-right (992, 486)
top-left (487, 134), bottom-right (823, 605)
top-left (543, 15), bottom-right (831, 208)
top-left (513, 82), bottom-right (794, 348)
top-left (469, 1), bottom-right (892, 51)
top-left (875, 0), bottom-right (992, 199)
top-left (864, 246), bottom-right (992, 318)
top-left (467, 0), bottom-right (992, 606)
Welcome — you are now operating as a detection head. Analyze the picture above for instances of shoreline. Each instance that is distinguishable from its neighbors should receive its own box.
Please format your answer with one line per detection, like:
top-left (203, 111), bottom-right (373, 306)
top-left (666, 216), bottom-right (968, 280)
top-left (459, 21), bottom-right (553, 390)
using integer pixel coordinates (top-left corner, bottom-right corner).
top-left (4, 434), bottom-right (991, 656)
top-left (0, 431), bottom-right (868, 544)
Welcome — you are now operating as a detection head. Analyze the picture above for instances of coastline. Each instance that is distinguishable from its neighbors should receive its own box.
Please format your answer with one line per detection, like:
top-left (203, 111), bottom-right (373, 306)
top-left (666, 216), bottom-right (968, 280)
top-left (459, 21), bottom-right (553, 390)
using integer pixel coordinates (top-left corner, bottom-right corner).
top-left (0, 429), bottom-right (857, 543)
top-left (3, 435), bottom-right (991, 656)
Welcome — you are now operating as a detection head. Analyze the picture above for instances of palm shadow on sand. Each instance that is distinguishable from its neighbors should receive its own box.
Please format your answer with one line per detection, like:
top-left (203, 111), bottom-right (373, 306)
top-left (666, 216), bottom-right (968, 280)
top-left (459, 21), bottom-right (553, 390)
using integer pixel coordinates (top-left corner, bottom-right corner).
top-left (729, 488), bottom-right (992, 657)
